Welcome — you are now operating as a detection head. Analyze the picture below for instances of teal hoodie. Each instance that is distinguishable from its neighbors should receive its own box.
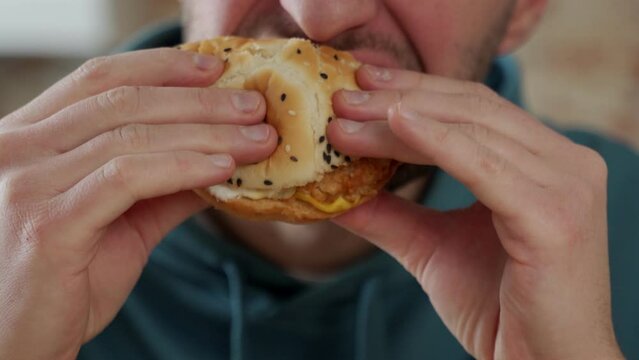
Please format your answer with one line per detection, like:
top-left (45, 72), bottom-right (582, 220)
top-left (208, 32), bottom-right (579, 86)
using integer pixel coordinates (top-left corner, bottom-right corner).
top-left (79, 23), bottom-right (639, 360)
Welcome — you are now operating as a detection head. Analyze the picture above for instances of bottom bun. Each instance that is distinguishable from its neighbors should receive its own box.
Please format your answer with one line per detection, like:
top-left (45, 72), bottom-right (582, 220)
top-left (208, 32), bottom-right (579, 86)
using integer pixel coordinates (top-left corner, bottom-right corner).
top-left (195, 158), bottom-right (399, 223)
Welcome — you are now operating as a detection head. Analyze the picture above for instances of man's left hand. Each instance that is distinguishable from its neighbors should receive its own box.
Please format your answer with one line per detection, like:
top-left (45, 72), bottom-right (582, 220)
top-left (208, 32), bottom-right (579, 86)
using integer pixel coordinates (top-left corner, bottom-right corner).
top-left (328, 65), bottom-right (624, 359)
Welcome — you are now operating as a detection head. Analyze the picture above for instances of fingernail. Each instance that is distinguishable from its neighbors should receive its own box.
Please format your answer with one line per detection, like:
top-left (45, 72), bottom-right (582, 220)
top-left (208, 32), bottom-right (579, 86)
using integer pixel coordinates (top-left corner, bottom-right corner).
top-left (209, 154), bottom-right (233, 168)
top-left (337, 118), bottom-right (365, 134)
top-left (193, 53), bottom-right (220, 70)
top-left (342, 90), bottom-right (371, 105)
top-left (364, 65), bottom-right (392, 81)
top-left (240, 124), bottom-right (270, 142)
top-left (231, 91), bottom-right (261, 113)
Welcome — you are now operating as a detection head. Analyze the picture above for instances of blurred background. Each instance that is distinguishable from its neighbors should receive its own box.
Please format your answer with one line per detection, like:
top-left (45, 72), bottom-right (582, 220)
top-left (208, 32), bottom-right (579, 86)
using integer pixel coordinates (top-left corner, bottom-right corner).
top-left (0, 0), bottom-right (637, 149)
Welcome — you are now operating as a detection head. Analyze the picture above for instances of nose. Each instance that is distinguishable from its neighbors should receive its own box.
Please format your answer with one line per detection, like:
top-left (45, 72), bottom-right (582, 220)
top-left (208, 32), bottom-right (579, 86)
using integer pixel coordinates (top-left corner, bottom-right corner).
top-left (280, 0), bottom-right (378, 42)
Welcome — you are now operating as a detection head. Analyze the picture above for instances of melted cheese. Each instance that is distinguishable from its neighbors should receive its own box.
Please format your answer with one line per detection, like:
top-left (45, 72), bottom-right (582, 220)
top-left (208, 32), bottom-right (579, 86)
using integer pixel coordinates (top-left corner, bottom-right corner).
top-left (294, 192), bottom-right (361, 213)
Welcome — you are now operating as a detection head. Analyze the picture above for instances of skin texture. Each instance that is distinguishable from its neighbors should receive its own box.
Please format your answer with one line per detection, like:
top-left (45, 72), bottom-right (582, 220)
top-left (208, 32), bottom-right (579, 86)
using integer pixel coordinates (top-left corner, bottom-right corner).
top-left (0, 1), bottom-right (625, 359)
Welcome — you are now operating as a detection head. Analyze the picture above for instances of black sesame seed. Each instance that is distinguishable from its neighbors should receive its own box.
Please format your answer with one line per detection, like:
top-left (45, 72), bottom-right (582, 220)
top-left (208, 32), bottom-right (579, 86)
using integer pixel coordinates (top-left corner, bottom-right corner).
top-left (345, 156), bottom-right (352, 162)
top-left (281, 93), bottom-right (287, 102)
top-left (334, 150), bottom-right (341, 158)
top-left (227, 178), bottom-right (233, 185)
top-left (328, 116), bottom-right (333, 123)
top-left (264, 180), bottom-right (273, 186)
top-left (331, 165), bottom-right (338, 169)
top-left (319, 135), bottom-right (326, 143)
top-left (290, 156), bottom-right (298, 162)
top-left (323, 152), bottom-right (332, 164)
top-left (278, 136), bottom-right (282, 145)
top-left (237, 178), bottom-right (243, 187)
top-left (224, 47), bottom-right (232, 52)
top-left (326, 143), bottom-right (333, 153)
top-left (320, 72), bottom-right (328, 80)
top-left (334, 54), bottom-right (339, 61)
top-left (296, 48), bottom-right (302, 54)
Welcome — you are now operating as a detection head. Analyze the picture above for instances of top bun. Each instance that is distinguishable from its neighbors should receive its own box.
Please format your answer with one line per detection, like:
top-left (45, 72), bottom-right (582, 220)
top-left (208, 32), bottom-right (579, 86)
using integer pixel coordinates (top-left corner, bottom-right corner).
top-left (179, 37), bottom-right (397, 223)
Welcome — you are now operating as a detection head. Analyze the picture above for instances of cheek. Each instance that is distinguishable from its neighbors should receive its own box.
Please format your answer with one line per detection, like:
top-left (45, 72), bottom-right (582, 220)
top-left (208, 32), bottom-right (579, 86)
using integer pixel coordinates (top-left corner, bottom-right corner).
top-left (387, 0), bottom-right (499, 77)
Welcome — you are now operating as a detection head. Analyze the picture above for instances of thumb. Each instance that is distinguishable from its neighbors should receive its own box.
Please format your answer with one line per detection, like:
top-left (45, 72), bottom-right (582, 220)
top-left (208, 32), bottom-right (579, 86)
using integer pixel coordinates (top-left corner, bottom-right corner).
top-left (332, 191), bottom-right (452, 275)
top-left (124, 190), bottom-right (208, 254)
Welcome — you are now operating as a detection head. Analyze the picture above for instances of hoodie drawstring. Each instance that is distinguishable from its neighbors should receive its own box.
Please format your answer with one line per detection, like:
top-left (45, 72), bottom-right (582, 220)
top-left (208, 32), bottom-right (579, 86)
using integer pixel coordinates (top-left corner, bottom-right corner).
top-left (354, 277), bottom-right (385, 360)
top-left (223, 262), bottom-right (245, 360)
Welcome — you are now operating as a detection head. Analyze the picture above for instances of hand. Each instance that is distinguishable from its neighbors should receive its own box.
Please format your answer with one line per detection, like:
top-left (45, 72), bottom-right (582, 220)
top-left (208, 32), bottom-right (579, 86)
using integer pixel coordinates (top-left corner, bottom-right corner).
top-left (328, 65), bottom-right (624, 359)
top-left (0, 49), bottom-right (277, 359)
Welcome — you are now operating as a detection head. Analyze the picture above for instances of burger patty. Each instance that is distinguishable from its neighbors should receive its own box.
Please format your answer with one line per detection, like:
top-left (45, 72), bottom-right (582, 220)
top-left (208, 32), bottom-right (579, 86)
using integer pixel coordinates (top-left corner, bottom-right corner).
top-left (296, 158), bottom-right (398, 204)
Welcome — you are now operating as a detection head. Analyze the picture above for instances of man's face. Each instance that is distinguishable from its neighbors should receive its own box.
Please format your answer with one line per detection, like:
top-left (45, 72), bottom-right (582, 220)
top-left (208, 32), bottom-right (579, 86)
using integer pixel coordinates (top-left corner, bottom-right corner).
top-left (182, 0), bottom-right (516, 81)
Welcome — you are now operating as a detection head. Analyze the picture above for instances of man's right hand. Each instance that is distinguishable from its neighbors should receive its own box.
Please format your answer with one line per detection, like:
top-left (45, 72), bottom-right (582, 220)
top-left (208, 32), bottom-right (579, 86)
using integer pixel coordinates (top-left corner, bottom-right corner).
top-left (0, 48), bottom-right (276, 360)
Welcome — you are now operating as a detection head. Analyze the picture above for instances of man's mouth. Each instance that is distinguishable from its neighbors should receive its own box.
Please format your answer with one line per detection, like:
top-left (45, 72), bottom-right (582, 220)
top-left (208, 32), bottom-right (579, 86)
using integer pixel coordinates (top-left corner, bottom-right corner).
top-left (347, 49), bottom-right (402, 69)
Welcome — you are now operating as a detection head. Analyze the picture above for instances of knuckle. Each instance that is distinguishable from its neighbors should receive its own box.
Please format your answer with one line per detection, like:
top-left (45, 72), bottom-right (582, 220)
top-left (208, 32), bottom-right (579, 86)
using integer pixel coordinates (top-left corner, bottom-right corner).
top-left (475, 144), bottom-right (506, 177)
top-left (464, 81), bottom-right (496, 97)
top-left (98, 86), bottom-right (142, 116)
top-left (195, 87), bottom-right (216, 114)
top-left (0, 169), bottom-right (36, 208)
top-left (100, 157), bottom-right (134, 189)
top-left (169, 151), bottom-right (195, 174)
top-left (462, 92), bottom-right (502, 115)
top-left (74, 56), bottom-right (112, 84)
top-left (114, 124), bottom-right (152, 149)
top-left (459, 122), bottom-right (490, 141)
top-left (580, 146), bottom-right (608, 183)
top-left (431, 122), bottom-right (454, 145)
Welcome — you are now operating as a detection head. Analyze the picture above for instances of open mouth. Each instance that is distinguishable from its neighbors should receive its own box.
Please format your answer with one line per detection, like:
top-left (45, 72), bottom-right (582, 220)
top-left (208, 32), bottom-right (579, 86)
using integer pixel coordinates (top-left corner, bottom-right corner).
top-left (348, 48), bottom-right (402, 69)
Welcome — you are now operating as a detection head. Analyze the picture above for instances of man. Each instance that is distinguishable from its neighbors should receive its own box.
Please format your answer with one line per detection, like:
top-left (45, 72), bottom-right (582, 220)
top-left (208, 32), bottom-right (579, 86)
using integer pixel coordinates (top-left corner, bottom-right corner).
top-left (1, 0), bottom-right (637, 359)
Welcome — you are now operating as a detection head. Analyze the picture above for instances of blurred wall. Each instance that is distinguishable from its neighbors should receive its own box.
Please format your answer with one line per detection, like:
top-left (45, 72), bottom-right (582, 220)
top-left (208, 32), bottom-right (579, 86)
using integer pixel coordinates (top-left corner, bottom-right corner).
top-left (515, 0), bottom-right (639, 149)
top-left (1, 0), bottom-right (637, 149)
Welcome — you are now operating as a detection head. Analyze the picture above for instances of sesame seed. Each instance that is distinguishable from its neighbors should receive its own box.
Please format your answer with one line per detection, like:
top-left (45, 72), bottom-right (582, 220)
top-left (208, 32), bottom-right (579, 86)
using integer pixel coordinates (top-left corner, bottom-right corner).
top-left (296, 48), bottom-right (302, 54)
top-left (285, 144), bottom-right (291, 152)
top-left (237, 178), bottom-right (243, 187)
top-left (226, 178), bottom-right (233, 185)
top-left (345, 156), bottom-right (352, 162)
top-left (323, 152), bottom-right (332, 164)
top-left (328, 116), bottom-right (333, 123)
top-left (320, 72), bottom-right (328, 80)
top-left (290, 156), bottom-right (298, 162)
top-left (327, 143), bottom-right (333, 153)
top-left (288, 110), bottom-right (297, 116)
top-left (281, 93), bottom-right (287, 102)
top-left (264, 180), bottom-right (273, 186)
top-left (334, 54), bottom-right (339, 61)
top-left (224, 47), bottom-right (232, 52)
top-left (334, 150), bottom-right (341, 157)
top-left (313, 43), bottom-right (319, 48)
top-left (319, 136), bottom-right (325, 143)
top-left (331, 165), bottom-right (338, 169)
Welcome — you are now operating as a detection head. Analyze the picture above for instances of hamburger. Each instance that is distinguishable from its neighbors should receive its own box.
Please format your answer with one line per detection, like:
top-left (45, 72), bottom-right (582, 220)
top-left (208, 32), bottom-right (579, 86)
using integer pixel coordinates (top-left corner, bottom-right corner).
top-left (179, 37), bottom-right (398, 223)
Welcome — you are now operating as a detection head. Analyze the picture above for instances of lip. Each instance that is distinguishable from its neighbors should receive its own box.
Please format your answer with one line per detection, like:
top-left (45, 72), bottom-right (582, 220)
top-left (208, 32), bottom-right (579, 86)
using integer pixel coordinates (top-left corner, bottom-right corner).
top-left (349, 49), bottom-right (401, 69)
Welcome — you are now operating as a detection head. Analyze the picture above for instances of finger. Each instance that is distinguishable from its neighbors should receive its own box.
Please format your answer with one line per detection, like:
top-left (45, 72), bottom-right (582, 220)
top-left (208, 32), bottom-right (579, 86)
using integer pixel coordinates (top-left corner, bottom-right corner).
top-left (332, 191), bottom-right (448, 275)
top-left (30, 86), bottom-right (265, 154)
top-left (326, 118), bottom-right (433, 164)
top-left (387, 103), bottom-right (545, 218)
top-left (329, 114), bottom-right (550, 183)
top-left (53, 151), bottom-right (235, 246)
top-left (43, 123), bottom-right (276, 192)
top-left (333, 89), bottom-right (562, 155)
top-left (356, 64), bottom-right (487, 94)
top-left (3, 48), bottom-right (223, 128)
